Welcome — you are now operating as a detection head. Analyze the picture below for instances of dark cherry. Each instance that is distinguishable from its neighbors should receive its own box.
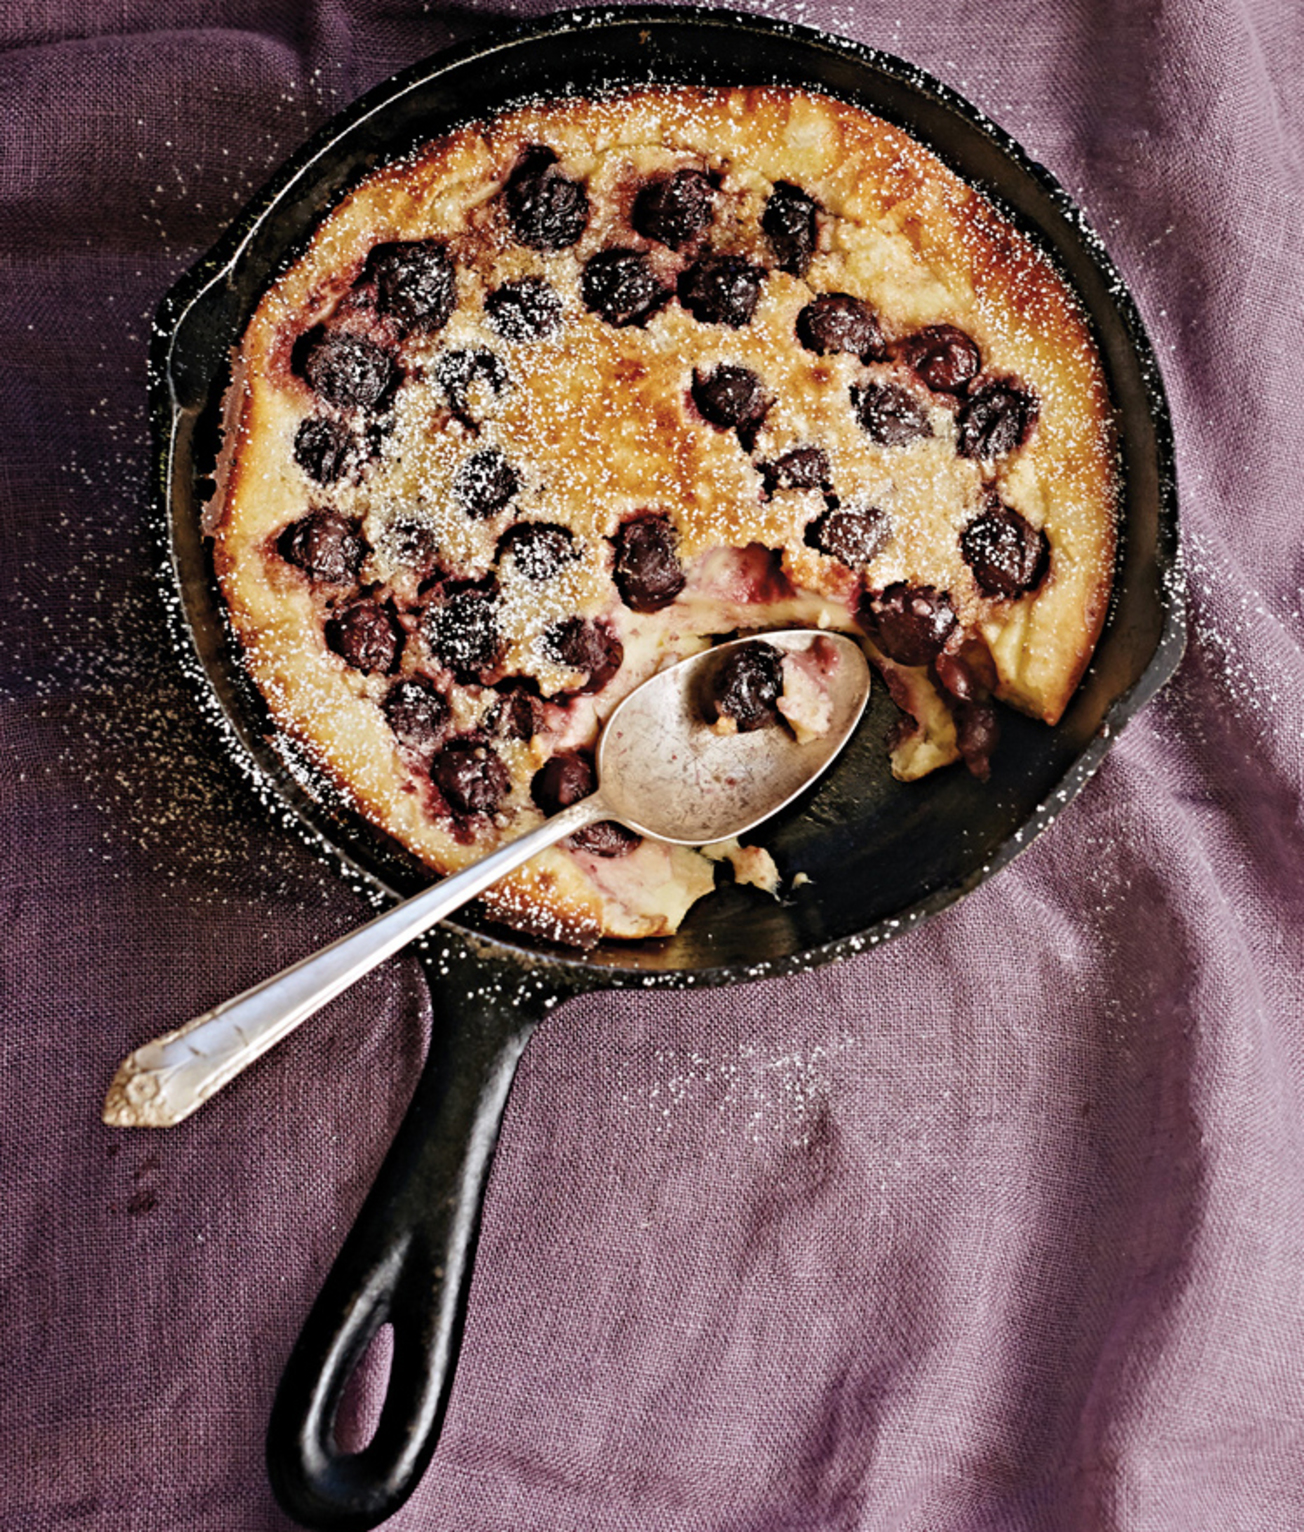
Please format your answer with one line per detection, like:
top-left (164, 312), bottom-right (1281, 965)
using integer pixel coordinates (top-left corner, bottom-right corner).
top-left (955, 701), bottom-right (999, 781)
top-left (896, 324), bottom-right (981, 394)
top-left (678, 253), bottom-right (765, 328)
top-left (485, 277), bottom-right (562, 342)
top-left (454, 448), bottom-right (520, 520)
top-left (760, 445), bottom-right (829, 495)
top-left (960, 502), bottom-right (1049, 598)
top-left (530, 750), bottom-right (594, 814)
top-left (860, 584), bottom-right (956, 667)
top-left (933, 651), bottom-right (977, 702)
top-left (423, 588), bottom-right (502, 677)
top-left (367, 240), bottom-right (456, 332)
top-left (851, 381), bottom-right (932, 447)
top-left (710, 641), bottom-right (784, 732)
top-left (489, 683), bottom-right (545, 742)
top-left (384, 517), bottom-right (440, 573)
top-left (761, 181), bottom-right (819, 277)
top-left (277, 510), bottom-right (368, 585)
top-left (542, 618), bottom-right (623, 692)
top-left (382, 677), bottom-right (449, 752)
top-left (957, 376), bottom-right (1040, 460)
top-left (503, 144), bottom-right (589, 251)
top-left (581, 249), bottom-right (670, 328)
top-left (432, 738), bottom-right (511, 817)
top-left (804, 505), bottom-right (891, 567)
top-left (293, 417), bottom-right (354, 484)
top-left (325, 601), bottom-right (401, 674)
top-left (497, 521), bottom-right (577, 580)
top-left (691, 364), bottom-right (769, 446)
top-left (796, 294), bottom-right (885, 361)
top-left (530, 751), bottom-right (640, 857)
top-left (611, 515), bottom-right (685, 612)
top-left (570, 820), bottom-right (642, 857)
top-left (435, 348), bottom-right (509, 426)
top-left (363, 413), bottom-right (394, 465)
top-left (298, 329), bottom-right (396, 411)
top-left (632, 169), bottom-right (715, 249)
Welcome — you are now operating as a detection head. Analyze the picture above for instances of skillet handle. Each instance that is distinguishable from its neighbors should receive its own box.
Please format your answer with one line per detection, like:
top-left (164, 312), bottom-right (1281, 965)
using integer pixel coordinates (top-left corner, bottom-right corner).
top-left (266, 958), bottom-right (559, 1530)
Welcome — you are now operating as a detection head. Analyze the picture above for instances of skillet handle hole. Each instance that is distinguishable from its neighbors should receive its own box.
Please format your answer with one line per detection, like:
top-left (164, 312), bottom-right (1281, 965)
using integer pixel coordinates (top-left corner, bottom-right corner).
top-left (332, 1322), bottom-right (394, 1456)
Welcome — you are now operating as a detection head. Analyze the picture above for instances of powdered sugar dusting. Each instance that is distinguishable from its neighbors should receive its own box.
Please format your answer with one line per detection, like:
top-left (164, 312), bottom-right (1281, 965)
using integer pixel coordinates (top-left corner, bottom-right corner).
top-left (2, 334), bottom-right (353, 915)
top-left (1175, 528), bottom-right (1294, 737)
top-left (616, 1030), bottom-right (857, 1148)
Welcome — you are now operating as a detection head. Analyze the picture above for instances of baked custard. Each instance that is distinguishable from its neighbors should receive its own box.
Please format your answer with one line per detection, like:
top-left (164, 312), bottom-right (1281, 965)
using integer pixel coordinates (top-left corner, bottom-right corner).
top-left (209, 87), bottom-right (1117, 944)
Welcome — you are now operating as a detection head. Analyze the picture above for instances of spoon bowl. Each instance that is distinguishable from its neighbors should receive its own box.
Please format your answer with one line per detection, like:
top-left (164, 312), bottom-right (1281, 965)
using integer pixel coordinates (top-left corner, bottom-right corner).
top-left (599, 630), bottom-right (870, 843)
top-left (103, 629), bottom-right (871, 1128)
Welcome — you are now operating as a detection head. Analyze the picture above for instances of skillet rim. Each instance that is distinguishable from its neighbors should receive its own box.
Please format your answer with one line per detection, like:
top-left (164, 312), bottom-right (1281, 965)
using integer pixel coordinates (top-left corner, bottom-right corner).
top-left (149, 3), bottom-right (1185, 994)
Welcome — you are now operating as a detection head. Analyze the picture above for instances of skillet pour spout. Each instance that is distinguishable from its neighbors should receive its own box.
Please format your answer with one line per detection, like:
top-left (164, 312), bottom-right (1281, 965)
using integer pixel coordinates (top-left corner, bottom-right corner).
top-left (152, 8), bottom-right (1182, 1529)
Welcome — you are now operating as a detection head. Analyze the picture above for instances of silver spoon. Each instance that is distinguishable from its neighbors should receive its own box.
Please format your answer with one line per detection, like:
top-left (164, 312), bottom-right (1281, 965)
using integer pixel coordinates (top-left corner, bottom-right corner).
top-left (103, 629), bottom-right (870, 1128)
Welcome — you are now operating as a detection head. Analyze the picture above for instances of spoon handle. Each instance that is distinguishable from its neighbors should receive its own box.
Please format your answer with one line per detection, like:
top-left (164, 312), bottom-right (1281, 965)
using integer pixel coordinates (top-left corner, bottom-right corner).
top-left (102, 795), bottom-right (609, 1128)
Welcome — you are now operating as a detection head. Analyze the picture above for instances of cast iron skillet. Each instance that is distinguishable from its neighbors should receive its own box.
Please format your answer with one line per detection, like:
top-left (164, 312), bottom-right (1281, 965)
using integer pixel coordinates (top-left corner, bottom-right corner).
top-left (150, 8), bottom-right (1183, 1527)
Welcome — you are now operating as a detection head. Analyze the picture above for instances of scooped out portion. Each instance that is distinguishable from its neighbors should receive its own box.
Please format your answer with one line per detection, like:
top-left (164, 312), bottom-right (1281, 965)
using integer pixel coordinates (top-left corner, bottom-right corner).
top-left (210, 87), bottom-right (1117, 945)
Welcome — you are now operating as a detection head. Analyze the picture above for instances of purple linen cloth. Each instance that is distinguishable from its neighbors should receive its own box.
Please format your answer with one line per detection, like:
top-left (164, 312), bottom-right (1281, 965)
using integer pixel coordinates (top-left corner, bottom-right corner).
top-left (4, 2), bottom-right (1303, 1527)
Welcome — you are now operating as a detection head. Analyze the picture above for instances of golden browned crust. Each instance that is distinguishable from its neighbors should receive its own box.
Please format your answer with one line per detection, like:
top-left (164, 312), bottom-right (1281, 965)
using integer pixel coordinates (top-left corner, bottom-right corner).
top-left (211, 87), bottom-right (1117, 939)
